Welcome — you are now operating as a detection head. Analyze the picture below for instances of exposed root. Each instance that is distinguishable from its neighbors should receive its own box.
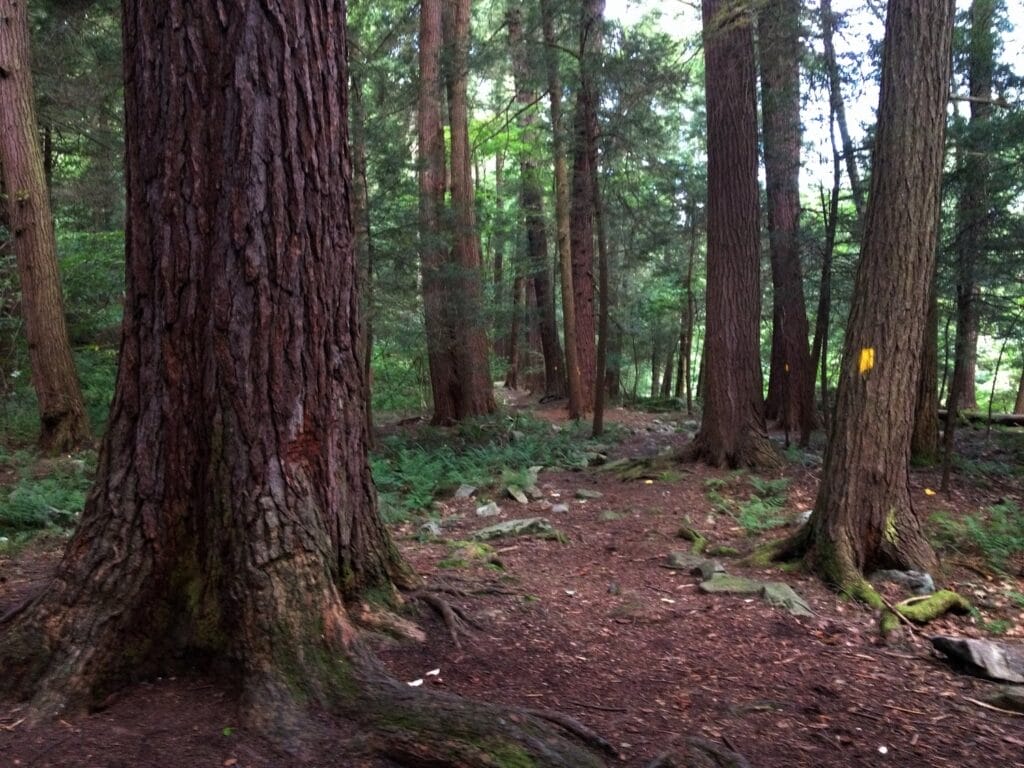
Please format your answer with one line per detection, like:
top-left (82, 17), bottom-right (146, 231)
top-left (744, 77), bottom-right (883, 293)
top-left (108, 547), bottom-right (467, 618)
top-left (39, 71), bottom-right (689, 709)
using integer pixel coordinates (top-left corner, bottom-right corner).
top-left (645, 738), bottom-right (751, 768)
top-left (410, 591), bottom-right (482, 649)
top-left (523, 708), bottom-right (618, 756)
top-left (593, 456), bottom-right (679, 481)
top-left (893, 590), bottom-right (971, 624)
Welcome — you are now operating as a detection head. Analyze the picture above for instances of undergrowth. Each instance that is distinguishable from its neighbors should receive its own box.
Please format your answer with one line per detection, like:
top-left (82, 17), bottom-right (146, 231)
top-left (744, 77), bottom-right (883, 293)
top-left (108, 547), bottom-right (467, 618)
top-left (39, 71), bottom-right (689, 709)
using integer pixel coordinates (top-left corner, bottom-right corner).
top-left (704, 472), bottom-right (791, 534)
top-left (931, 501), bottom-right (1024, 573)
top-left (371, 413), bottom-right (621, 523)
top-left (0, 450), bottom-right (95, 543)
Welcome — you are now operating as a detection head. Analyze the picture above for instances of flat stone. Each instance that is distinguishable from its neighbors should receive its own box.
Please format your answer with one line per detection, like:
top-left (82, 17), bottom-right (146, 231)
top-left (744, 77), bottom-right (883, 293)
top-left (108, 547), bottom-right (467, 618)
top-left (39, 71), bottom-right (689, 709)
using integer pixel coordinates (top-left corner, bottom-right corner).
top-left (551, 503), bottom-right (570, 514)
top-left (985, 685), bottom-right (1024, 714)
top-left (699, 574), bottom-right (765, 595)
top-left (419, 521), bottom-right (443, 538)
top-left (472, 517), bottom-right (561, 542)
top-left (575, 489), bottom-right (603, 500)
top-left (870, 569), bottom-right (935, 596)
top-left (599, 510), bottom-right (623, 522)
top-left (696, 559), bottom-right (726, 581)
top-left (761, 582), bottom-right (814, 617)
top-left (665, 551), bottom-right (708, 571)
top-left (524, 485), bottom-right (544, 500)
top-left (453, 484), bottom-right (477, 499)
top-left (506, 485), bottom-right (529, 505)
top-left (931, 636), bottom-right (1024, 683)
top-left (475, 502), bottom-right (501, 518)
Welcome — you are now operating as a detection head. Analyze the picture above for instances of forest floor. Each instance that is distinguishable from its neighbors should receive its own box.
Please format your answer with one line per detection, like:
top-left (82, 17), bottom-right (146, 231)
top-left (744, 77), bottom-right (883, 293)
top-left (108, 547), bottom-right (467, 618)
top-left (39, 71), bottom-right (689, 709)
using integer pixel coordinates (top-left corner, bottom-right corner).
top-left (2, 391), bottom-right (1024, 767)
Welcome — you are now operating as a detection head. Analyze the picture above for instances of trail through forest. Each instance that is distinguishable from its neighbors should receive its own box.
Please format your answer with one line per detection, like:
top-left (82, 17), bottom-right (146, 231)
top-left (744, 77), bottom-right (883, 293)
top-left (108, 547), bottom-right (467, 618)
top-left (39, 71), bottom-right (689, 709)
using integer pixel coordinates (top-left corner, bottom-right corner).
top-left (2, 395), bottom-right (1022, 767)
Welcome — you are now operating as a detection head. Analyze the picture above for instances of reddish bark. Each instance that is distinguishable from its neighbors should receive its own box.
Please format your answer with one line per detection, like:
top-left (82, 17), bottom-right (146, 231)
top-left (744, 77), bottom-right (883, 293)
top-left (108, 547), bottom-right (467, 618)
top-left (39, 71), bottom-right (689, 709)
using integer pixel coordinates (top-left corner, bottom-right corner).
top-left (689, 0), bottom-right (779, 469)
top-left (568, 0), bottom-right (604, 413)
top-left (0, 0), bottom-right (89, 453)
top-left (759, 0), bottom-right (815, 447)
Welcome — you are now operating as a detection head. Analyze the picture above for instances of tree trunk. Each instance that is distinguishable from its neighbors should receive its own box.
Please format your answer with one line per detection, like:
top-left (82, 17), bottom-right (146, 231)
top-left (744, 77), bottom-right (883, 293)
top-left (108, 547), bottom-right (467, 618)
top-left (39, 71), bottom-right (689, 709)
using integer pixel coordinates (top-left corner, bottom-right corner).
top-left (504, 274), bottom-right (527, 390)
top-left (419, 0), bottom-right (461, 423)
top-left (810, 120), bottom-right (841, 436)
top-left (678, 206), bottom-right (699, 414)
top-left (493, 151), bottom-right (507, 359)
top-left (542, 0), bottom-right (584, 419)
top-left (443, 0), bottom-right (496, 419)
top-left (591, 139), bottom-right (609, 437)
top-left (782, 0), bottom-right (954, 588)
top-left (0, 5), bottom-right (615, 764)
top-left (1014, 363), bottom-right (1024, 415)
top-left (509, 5), bottom-right (566, 399)
top-left (949, 0), bottom-right (995, 416)
top-left (351, 70), bottom-right (375, 448)
top-left (569, 0), bottom-right (604, 413)
top-left (689, 0), bottom-right (779, 470)
top-left (0, 0), bottom-right (90, 453)
top-left (759, 0), bottom-right (815, 447)
top-left (911, 279), bottom-right (940, 463)
top-left (821, 0), bottom-right (865, 229)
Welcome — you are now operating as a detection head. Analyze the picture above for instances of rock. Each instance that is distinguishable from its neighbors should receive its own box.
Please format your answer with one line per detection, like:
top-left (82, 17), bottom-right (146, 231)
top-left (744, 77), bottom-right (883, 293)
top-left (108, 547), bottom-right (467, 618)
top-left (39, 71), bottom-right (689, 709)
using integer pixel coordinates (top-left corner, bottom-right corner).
top-left (584, 452), bottom-right (607, 466)
top-left (453, 484), bottom-right (477, 499)
top-left (506, 485), bottom-right (529, 505)
top-left (698, 574), bottom-right (765, 595)
top-left (419, 521), bottom-right (443, 538)
top-left (761, 582), bottom-right (814, 617)
top-left (509, 430), bottom-right (526, 443)
top-left (608, 582), bottom-right (622, 596)
top-left (524, 485), bottom-right (544, 501)
top-left (985, 685), bottom-right (1024, 714)
top-left (472, 517), bottom-right (562, 542)
top-left (475, 502), bottom-right (501, 518)
top-left (665, 551), bottom-right (708, 572)
top-left (930, 636), bottom-right (1024, 683)
top-left (870, 569), bottom-right (935, 596)
top-left (599, 510), bottom-right (623, 522)
top-left (696, 559), bottom-right (726, 581)
top-left (575, 488), bottom-right (603, 500)
top-left (551, 503), bottom-right (570, 514)
top-left (792, 510), bottom-right (812, 526)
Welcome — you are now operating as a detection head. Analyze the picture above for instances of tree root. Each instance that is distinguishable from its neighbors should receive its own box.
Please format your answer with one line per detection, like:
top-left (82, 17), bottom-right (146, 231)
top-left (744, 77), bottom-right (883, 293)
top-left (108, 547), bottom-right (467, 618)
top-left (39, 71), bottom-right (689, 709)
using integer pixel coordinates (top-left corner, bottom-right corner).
top-left (645, 738), bottom-right (751, 768)
top-left (410, 591), bottom-right (483, 649)
top-left (593, 456), bottom-right (679, 481)
top-left (893, 590), bottom-right (971, 624)
top-left (523, 708), bottom-right (618, 757)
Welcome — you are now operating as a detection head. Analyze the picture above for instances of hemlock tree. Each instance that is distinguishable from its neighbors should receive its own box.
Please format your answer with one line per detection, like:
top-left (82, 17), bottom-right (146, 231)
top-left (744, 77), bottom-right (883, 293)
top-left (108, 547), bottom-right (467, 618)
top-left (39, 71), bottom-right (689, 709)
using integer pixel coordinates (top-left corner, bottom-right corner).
top-left (759, 0), bottom-right (815, 447)
top-left (569, 0), bottom-right (604, 412)
top-left (773, 0), bottom-right (955, 588)
top-left (0, 3), bottom-right (605, 763)
top-left (689, 0), bottom-right (779, 469)
top-left (0, 0), bottom-right (90, 453)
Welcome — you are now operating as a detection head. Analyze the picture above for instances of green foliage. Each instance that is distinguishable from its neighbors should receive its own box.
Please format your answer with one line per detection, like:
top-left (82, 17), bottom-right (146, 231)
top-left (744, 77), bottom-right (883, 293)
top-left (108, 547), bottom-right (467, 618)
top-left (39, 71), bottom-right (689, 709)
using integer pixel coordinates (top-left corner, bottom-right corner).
top-left (931, 502), bottom-right (1024, 572)
top-left (0, 452), bottom-right (94, 535)
top-left (371, 414), bottom-right (617, 522)
top-left (703, 473), bottom-right (791, 534)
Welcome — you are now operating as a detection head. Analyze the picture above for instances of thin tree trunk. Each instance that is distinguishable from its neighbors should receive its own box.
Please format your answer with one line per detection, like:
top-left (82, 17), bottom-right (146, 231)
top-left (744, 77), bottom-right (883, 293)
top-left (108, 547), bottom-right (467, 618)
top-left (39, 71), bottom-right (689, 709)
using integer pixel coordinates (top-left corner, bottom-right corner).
top-left (689, 0), bottom-right (779, 469)
top-left (443, 0), bottom-right (496, 418)
top-left (569, 0), bottom-right (603, 413)
top-left (351, 71), bottom-right (375, 448)
top-left (504, 274), bottom-right (526, 390)
top-left (0, 0), bottom-right (90, 453)
top-left (542, 0), bottom-right (584, 418)
top-left (660, 343), bottom-right (675, 398)
top-left (419, 0), bottom-right (460, 424)
top-left (493, 151), bottom-right (507, 358)
top-left (508, 5), bottom-right (566, 398)
top-left (760, 0), bottom-right (815, 446)
top-left (591, 142), bottom-right (609, 437)
top-left (679, 207), bottom-right (699, 414)
top-left (810, 119), bottom-right (840, 436)
top-left (821, 0), bottom-right (865, 229)
top-left (949, 0), bottom-right (995, 415)
top-left (1014, 361), bottom-right (1024, 415)
top-left (912, 278), bottom-right (940, 463)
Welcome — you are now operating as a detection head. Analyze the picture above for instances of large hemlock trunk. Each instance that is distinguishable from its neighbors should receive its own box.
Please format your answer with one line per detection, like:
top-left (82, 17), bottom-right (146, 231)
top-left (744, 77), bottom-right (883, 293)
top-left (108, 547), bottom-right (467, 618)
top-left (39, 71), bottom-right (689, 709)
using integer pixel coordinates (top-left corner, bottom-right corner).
top-left (799, 0), bottom-right (954, 583)
top-left (0, 5), bottom-right (613, 764)
top-left (0, 0), bottom-right (90, 453)
top-left (690, 0), bottom-right (778, 469)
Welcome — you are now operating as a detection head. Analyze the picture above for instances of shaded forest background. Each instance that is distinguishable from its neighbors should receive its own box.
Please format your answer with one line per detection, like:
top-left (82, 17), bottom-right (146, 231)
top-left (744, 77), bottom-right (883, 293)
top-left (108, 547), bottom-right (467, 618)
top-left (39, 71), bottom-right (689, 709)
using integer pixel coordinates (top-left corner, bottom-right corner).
top-left (1, 0), bottom-right (1023, 514)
